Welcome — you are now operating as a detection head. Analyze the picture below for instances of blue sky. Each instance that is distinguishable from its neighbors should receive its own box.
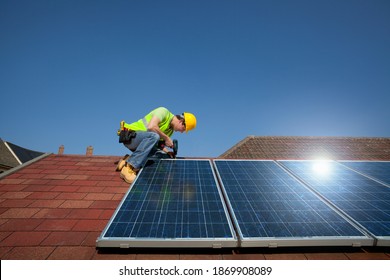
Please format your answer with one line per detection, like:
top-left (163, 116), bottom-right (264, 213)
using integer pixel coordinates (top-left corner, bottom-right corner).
top-left (1, 0), bottom-right (389, 157)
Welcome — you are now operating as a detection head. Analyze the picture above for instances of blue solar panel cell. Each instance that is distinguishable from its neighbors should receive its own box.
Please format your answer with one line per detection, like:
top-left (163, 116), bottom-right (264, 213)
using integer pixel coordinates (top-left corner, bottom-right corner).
top-left (214, 160), bottom-right (371, 247)
top-left (279, 160), bottom-right (390, 245)
top-left (340, 161), bottom-right (390, 186)
top-left (98, 159), bottom-right (388, 248)
top-left (97, 159), bottom-right (237, 248)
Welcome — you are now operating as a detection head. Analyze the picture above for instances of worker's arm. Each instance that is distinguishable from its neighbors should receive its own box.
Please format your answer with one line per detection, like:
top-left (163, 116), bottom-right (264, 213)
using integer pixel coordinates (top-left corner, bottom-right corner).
top-left (147, 116), bottom-right (174, 147)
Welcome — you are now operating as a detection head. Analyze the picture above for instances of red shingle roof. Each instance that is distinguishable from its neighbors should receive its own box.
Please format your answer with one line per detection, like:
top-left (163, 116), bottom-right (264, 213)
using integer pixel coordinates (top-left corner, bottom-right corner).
top-left (1, 152), bottom-right (390, 260)
top-left (219, 136), bottom-right (390, 160)
top-left (0, 154), bottom-right (128, 260)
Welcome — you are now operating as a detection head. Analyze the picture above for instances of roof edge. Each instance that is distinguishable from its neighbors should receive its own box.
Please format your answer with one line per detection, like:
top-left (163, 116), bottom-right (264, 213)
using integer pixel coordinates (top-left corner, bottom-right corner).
top-left (3, 141), bottom-right (22, 165)
top-left (219, 135), bottom-right (255, 158)
top-left (0, 152), bottom-right (52, 179)
top-left (236, 135), bottom-right (390, 140)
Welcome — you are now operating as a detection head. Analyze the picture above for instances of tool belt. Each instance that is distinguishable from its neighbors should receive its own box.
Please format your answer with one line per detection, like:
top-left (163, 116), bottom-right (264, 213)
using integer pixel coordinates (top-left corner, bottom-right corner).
top-left (118, 129), bottom-right (136, 143)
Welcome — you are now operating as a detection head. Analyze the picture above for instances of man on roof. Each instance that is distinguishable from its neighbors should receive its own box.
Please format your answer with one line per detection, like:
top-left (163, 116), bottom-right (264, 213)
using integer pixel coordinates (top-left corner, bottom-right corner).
top-left (116, 107), bottom-right (197, 184)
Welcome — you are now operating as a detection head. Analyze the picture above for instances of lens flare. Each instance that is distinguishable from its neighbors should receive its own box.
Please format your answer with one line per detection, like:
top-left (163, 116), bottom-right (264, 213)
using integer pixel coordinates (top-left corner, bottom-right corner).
top-left (312, 160), bottom-right (332, 175)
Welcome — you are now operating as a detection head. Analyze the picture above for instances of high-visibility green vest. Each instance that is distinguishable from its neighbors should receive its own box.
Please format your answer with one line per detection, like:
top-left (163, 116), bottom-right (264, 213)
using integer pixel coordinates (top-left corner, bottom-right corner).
top-left (124, 107), bottom-right (174, 137)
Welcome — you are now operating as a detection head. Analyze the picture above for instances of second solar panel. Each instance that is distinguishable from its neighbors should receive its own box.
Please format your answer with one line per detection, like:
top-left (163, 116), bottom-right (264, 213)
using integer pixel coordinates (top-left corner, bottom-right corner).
top-left (214, 160), bottom-right (372, 247)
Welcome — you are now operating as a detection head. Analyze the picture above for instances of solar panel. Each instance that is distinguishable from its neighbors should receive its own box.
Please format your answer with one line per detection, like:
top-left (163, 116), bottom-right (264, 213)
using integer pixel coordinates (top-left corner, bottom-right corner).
top-left (279, 160), bottom-right (390, 246)
top-left (339, 161), bottom-right (390, 186)
top-left (97, 159), bottom-right (237, 248)
top-left (213, 160), bottom-right (372, 247)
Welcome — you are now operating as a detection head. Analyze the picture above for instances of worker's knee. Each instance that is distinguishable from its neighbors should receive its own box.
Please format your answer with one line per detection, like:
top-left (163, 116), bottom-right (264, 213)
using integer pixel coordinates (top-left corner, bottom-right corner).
top-left (149, 132), bottom-right (160, 143)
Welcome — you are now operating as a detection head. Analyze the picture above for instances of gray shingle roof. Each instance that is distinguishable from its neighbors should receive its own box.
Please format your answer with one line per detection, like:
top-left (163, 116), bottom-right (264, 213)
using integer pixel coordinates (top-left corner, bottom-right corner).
top-left (0, 139), bottom-right (44, 172)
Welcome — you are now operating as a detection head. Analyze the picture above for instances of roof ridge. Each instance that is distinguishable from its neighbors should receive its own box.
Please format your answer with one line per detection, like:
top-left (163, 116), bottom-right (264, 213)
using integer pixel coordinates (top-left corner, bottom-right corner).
top-left (248, 135), bottom-right (390, 140)
top-left (218, 135), bottom-right (390, 160)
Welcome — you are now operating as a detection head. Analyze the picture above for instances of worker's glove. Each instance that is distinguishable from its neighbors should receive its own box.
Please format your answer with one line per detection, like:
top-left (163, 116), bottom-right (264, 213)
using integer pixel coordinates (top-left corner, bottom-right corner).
top-left (167, 151), bottom-right (176, 159)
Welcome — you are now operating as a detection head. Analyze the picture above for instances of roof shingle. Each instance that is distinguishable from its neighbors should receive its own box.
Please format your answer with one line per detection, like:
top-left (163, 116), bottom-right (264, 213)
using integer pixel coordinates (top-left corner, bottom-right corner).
top-left (219, 136), bottom-right (390, 160)
top-left (0, 154), bottom-right (129, 259)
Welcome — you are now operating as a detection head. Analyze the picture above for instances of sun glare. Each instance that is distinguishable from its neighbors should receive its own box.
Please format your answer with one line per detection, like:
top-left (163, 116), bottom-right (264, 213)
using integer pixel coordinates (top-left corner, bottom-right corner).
top-left (312, 160), bottom-right (332, 175)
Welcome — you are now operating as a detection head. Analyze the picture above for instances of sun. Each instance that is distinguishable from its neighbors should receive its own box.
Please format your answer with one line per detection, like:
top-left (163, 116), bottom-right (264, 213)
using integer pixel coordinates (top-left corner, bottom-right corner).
top-left (312, 160), bottom-right (332, 175)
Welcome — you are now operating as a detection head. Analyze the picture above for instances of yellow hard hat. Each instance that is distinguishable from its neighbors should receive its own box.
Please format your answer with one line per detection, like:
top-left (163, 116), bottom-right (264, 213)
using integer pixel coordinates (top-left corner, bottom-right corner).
top-left (183, 112), bottom-right (197, 132)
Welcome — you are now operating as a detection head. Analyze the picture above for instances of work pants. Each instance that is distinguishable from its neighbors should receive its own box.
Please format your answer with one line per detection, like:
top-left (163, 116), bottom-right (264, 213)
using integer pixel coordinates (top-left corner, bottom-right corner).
top-left (123, 131), bottom-right (160, 169)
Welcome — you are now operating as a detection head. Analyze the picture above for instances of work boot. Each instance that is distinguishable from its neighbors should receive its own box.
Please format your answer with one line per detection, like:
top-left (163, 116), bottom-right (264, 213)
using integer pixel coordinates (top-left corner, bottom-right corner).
top-left (116, 154), bottom-right (130, 171)
top-left (120, 163), bottom-right (138, 184)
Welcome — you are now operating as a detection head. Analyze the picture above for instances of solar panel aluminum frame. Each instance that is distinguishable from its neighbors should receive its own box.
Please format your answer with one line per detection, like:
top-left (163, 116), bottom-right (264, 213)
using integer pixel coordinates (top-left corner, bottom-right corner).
top-left (96, 159), bottom-right (238, 249)
top-left (232, 236), bottom-right (372, 248)
top-left (96, 237), bottom-right (237, 249)
top-left (336, 160), bottom-right (390, 246)
top-left (213, 159), bottom-right (373, 248)
top-left (374, 237), bottom-right (390, 247)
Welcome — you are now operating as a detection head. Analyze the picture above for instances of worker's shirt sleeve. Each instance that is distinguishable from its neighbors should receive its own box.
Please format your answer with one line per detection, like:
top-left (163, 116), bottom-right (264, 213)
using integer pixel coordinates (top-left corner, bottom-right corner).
top-left (151, 107), bottom-right (174, 137)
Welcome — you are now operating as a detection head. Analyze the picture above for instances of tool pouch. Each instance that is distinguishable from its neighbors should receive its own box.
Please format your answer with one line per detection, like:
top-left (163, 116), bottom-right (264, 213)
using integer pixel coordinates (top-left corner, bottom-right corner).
top-left (119, 130), bottom-right (136, 143)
